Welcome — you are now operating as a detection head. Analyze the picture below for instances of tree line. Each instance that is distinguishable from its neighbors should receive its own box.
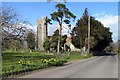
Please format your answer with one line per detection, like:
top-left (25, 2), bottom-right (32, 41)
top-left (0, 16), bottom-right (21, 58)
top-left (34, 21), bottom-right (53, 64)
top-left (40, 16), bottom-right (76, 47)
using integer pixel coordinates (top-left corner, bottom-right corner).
top-left (1, 3), bottom-right (118, 53)
top-left (44, 4), bottom-right (113, 53)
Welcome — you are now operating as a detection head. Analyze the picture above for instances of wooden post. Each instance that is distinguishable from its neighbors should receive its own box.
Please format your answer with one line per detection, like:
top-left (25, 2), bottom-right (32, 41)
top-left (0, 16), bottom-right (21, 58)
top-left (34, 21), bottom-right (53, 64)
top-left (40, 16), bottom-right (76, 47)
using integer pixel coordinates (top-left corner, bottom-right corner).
top-left (88, 14), bottom-right (90, 53)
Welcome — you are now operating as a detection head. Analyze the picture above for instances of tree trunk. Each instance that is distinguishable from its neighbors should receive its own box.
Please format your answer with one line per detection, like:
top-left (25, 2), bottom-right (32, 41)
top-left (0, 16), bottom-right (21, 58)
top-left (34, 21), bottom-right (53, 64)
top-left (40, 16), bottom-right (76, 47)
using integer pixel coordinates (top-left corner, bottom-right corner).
top-left (57, 18), bottom-right (62, 54)
top-left (57, 25), bottom-right (62, 54)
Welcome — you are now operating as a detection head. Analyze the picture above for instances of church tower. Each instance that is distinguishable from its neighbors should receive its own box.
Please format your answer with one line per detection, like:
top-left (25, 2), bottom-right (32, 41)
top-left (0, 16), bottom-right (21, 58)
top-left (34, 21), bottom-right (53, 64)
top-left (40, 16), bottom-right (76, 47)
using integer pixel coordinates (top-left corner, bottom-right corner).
top-left (37, 16), bottom-right (47, 50)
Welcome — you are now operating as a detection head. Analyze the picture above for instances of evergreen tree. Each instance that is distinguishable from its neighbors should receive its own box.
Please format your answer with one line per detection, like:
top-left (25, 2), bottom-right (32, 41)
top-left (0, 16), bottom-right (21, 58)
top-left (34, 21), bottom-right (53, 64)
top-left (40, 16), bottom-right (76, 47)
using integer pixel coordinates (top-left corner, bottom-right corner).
top-left (72, 8), bottom-right (112, 51)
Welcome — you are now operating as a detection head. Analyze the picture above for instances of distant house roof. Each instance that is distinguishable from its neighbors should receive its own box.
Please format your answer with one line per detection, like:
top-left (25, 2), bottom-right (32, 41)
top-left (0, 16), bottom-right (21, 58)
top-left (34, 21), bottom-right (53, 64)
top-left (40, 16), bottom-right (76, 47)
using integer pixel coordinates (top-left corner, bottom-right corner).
top-left (66, 36), bottom-right (72, 43)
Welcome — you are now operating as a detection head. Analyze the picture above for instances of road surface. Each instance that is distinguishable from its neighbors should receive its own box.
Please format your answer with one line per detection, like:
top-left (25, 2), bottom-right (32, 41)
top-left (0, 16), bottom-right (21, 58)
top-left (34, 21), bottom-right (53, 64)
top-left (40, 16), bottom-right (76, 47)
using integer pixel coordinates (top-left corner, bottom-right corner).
top-left (18, 56), bottom-right (118, 78)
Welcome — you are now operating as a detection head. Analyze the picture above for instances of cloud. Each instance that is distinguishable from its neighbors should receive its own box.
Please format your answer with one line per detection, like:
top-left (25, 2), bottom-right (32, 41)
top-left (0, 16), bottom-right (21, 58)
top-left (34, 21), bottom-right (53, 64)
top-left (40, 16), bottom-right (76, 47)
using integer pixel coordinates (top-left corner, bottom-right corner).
top-left (96, 15), bottom-right (118, 27)
top-left (26, 25), bottom-right (37, 33)
top-left (48, 24), bottom-right (58, 36)
top-left (62, 24), bottom-right (74, 36)
top-left (95, 13), bottom-right (118, 42)
top-left (48, 24), bottom-right (75, 36)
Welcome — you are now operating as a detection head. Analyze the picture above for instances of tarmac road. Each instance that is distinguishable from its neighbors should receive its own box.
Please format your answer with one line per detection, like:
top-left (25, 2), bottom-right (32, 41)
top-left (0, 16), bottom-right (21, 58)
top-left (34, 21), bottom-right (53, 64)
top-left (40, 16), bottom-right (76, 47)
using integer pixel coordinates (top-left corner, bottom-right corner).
top-left (18, 55), bottom-right (118, 78)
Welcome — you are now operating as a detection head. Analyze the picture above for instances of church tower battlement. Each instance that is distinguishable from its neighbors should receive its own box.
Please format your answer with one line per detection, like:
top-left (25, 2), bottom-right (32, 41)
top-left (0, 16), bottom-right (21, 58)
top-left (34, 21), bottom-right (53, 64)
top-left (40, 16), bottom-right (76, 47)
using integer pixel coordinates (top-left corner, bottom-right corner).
top-left (37, 16), bottom-right (47, 50)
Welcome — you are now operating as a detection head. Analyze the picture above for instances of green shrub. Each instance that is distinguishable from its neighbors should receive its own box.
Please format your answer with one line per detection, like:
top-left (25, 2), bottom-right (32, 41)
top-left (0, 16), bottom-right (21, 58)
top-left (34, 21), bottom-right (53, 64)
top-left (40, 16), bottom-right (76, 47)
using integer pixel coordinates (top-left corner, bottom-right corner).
top-left (81, 53), bottom-right (93, 58)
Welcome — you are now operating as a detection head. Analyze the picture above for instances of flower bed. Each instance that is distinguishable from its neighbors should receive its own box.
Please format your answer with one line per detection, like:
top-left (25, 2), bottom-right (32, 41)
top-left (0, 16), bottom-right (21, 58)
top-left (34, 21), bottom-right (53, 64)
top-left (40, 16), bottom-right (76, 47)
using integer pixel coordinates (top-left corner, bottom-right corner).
top-left (2, 58), bottom-right (68, 78)
top-left (41, 58), bottom-right (67, 66)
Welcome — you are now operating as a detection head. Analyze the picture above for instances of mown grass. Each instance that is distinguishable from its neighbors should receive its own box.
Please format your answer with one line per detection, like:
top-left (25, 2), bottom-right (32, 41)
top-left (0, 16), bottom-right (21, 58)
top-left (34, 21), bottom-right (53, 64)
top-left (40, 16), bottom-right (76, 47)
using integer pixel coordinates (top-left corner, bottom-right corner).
top-left (69, 52), bottom-right (93, 61)
top-left (2, 50), bottom-right (67, 77)
top-left (2, 50), bottom-right (92, 78)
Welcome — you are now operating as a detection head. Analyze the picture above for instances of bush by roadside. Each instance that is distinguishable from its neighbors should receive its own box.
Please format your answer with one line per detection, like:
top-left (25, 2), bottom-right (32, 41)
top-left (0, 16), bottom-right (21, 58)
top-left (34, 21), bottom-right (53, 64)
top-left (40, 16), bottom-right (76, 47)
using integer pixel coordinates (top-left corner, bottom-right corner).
top-left (81, 53), bottom-right (93, 58)
top-left (68, 51), bottom-right (93, 61)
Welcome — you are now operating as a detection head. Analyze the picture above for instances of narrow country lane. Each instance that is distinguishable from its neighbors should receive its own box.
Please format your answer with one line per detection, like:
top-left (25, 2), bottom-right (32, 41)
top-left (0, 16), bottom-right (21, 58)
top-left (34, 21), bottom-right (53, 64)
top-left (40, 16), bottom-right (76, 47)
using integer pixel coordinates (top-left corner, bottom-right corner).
top-left (18, 55), bottom-right (118, 78)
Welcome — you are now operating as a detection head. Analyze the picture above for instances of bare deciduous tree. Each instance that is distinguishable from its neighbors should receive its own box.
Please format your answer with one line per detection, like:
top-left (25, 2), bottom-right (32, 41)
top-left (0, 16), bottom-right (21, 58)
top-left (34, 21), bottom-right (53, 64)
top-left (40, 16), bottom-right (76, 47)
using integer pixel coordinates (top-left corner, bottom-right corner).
top-left (1, 6), bottom-right (33, 49)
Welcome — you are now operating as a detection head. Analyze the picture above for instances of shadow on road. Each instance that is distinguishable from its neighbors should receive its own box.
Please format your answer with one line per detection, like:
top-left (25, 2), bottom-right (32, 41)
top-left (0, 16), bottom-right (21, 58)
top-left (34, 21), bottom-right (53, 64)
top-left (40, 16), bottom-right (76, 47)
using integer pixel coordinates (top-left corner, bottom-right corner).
top-left (92, 51), bottom-right (116, 56)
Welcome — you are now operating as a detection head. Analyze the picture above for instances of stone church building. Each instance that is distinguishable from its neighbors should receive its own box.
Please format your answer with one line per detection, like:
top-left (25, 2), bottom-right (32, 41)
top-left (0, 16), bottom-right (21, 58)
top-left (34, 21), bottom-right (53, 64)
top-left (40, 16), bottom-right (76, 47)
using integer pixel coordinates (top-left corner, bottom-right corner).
top-left (37, 16), bottom-right (47, 50)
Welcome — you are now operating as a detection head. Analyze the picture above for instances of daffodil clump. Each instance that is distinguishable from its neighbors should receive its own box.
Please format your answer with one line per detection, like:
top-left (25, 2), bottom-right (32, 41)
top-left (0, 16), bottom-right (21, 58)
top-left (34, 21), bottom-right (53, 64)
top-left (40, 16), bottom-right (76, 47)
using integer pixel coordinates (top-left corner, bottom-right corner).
top-left (41, 58), bottom-right (67, 66)
top-left (18, 59), bottom-right (26, 65)
top-left (18, 59), bottom-right (34, 66)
